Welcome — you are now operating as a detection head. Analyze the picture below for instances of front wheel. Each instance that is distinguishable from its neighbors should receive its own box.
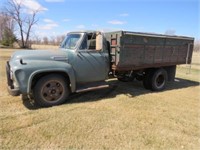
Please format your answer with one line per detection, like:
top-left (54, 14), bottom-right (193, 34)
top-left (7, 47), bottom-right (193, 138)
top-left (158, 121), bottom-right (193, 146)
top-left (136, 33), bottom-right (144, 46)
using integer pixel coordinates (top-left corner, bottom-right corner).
top-left (33, 74), bottom-right (69, 107)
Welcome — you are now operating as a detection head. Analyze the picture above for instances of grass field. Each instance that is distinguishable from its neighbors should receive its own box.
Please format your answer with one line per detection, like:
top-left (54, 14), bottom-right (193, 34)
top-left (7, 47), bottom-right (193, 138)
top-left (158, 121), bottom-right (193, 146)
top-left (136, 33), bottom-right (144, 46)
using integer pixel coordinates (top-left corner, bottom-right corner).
top-left (0, 48), bottom-right (200, 149)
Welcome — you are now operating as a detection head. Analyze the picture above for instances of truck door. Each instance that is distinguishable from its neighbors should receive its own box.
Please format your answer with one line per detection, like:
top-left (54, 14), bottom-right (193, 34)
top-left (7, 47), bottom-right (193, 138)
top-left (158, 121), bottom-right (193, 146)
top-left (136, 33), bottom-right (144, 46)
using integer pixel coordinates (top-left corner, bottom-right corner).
top-left (72, 33), bottom-right (109, 83)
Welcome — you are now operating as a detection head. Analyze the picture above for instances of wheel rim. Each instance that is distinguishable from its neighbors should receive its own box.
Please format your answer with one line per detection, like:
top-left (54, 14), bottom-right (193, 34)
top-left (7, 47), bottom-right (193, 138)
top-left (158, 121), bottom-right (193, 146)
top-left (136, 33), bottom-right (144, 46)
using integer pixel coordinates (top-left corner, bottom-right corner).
top-left (156, 74), bottom-right (165, 88)
top-left (41, 80), bottom-right (64, 102)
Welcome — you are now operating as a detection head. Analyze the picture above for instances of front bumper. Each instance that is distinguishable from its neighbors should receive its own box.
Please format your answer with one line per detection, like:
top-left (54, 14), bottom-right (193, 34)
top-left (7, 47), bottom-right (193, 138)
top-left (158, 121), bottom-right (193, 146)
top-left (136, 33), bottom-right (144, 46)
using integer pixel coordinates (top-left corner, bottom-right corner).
top-left (7, 86), bottom-right (20, 96)
top-left (6, 61), bottom-right (20, 96)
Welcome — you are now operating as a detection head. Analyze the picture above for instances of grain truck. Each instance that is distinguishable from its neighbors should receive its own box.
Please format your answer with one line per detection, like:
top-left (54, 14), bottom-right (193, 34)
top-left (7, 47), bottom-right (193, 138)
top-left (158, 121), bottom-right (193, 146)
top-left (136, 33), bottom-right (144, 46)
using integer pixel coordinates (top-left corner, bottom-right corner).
top-left (6, 30), bottom-right (194, 107)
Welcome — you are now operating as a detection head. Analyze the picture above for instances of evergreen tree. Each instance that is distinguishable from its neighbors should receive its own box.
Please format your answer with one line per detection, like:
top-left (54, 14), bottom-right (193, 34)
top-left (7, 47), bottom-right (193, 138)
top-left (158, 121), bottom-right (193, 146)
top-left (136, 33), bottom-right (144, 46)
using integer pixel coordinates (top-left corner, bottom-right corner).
top-left (1, 27), bottom-right (16, 47)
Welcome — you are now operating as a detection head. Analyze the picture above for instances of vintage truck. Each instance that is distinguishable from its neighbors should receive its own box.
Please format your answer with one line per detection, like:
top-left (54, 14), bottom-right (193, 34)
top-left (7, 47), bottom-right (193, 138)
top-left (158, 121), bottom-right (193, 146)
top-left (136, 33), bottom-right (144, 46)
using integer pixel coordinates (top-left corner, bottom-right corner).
top-left (6, 30), bottom-right (194, 107)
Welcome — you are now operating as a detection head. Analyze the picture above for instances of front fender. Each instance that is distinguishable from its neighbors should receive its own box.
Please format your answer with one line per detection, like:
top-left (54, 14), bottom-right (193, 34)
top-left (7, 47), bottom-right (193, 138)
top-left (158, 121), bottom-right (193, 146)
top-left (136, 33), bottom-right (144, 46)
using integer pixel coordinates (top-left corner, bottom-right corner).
top-left (27, 61), bottom-right (76, 93)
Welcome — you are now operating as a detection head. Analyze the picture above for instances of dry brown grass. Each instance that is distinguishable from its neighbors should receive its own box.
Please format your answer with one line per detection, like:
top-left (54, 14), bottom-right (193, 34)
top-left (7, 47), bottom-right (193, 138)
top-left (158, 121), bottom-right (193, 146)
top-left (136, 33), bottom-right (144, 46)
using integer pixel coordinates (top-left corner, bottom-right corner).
top-left (0, 49), bottom-right (200, 149)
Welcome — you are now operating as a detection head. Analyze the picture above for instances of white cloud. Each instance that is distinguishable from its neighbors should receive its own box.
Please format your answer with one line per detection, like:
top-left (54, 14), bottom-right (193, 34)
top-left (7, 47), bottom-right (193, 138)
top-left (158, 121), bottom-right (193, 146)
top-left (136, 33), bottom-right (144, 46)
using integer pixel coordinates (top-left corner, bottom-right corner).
top-left (43, 19), bottom-right (54, 23)
top-left (33, 31), bottom-right (57, 39)
top-left (76, 25), bottom-right (85, 29)
top-left (38, 23), bottom-right (58, 30)
top-left (15, 0), bottom-right (47, 12)
top-left (62, 19), bottom-right (71, 22)
top-left (38, 19), bottom-right (59, 30)
top-left (119, 13), bottom-right (129, 17)
top-left (108, 20), bottom-right (126, 25)
top-left (45, 0), bottom-right (65, 2)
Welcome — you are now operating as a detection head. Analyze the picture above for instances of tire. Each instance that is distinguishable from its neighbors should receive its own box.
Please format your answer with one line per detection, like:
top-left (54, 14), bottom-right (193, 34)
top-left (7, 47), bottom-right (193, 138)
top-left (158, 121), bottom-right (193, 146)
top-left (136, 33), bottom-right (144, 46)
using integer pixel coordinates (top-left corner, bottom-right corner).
top-left (21, 94), bottom-right (29, 101)
top-left (150, 69), bottom-right (168, 91)
top-left (33, 74), bottom-right (69, 107)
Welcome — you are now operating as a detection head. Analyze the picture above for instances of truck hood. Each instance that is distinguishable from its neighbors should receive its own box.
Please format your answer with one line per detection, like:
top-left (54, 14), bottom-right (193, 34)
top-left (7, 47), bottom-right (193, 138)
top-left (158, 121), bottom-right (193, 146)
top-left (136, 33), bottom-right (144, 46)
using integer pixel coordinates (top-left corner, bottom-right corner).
top-left (10, 50), bottom-right (67, 62)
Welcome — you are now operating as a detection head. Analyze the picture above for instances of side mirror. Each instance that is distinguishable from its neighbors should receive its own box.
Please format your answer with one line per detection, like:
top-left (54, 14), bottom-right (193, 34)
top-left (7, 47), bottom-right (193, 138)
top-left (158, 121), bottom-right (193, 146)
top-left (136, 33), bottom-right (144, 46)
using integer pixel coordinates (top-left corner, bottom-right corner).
top-left (96, 33), bottom-right (103, 51)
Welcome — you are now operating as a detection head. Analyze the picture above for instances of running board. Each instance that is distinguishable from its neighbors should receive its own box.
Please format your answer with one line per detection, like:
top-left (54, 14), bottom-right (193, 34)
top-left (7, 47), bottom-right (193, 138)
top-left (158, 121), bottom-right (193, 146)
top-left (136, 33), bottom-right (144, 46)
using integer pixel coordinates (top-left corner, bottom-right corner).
top-left (76, 82), bottom-right (109, 93)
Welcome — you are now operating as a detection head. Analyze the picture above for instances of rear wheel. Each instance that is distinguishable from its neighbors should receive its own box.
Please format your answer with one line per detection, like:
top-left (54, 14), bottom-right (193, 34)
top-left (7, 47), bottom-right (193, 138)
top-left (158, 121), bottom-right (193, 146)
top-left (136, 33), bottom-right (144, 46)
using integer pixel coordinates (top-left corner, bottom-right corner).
top-left (143, 68), bottom-right (168, 91)
top-left (151, 69), bottom-right (168, 91)
top-left (33, 74), bottom-right (69, 107)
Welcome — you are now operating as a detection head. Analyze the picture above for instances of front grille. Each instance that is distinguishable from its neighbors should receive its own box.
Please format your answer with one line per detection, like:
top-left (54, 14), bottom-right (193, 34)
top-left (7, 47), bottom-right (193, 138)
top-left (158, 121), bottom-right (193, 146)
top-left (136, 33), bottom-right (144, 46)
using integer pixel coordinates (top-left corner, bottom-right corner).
top-left (6, 61), bottom-right (13, 88)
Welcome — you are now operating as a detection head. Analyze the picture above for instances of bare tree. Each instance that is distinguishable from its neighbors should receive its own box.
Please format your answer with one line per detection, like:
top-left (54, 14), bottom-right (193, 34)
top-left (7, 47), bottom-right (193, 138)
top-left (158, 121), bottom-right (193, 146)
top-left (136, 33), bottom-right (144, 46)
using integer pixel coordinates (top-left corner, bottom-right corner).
top-left (34, 36), bottom-right (41, 45)
top-left (40, 35), bottom-right (65, 45)
top-left (56, 35), bottom-right (65, 45)
top-left (3, 0), bottom-right (40, 48)
top-left (50, 36), bottom-right (56, 45)
top-left (194, 41), bottom-right (200, 52)
top-left (43, 36), bottom-right (49, 45)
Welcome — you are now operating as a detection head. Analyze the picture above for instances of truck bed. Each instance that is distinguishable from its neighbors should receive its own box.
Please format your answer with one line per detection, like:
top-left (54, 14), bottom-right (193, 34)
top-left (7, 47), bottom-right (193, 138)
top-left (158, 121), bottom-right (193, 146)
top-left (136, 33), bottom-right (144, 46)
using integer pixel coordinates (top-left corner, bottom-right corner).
top-left (105, 31), bottom-right (194, 71)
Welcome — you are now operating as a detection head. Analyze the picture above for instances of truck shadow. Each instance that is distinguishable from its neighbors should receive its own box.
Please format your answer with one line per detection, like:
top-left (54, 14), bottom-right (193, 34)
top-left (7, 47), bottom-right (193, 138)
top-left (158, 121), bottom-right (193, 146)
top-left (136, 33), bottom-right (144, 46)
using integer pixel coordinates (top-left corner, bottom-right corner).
top-left (66, 78), bottom-right (199, 104)
top-left (22, 78), bottom-right (199, 109)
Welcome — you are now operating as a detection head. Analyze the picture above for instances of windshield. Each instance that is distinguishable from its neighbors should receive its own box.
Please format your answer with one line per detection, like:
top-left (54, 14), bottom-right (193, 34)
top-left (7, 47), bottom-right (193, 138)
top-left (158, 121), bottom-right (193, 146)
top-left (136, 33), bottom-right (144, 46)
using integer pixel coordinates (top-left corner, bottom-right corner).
top-left (60, 34), bottom-right (81, 49)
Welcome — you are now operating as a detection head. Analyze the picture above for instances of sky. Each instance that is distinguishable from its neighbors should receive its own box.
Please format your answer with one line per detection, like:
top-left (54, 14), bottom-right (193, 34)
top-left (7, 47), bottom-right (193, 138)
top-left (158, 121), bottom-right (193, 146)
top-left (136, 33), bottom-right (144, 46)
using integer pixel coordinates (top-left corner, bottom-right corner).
top-left (0, 0), bottom-right (199, 40)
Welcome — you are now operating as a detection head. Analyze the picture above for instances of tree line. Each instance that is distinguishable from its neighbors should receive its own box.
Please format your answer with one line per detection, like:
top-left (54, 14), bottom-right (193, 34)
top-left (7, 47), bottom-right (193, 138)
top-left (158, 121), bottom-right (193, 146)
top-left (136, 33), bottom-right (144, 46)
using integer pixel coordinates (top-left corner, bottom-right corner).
top-left (193, 42), bottom-right (200, 52)
top-left (30, 35), bottom-right (65, 46)
top-left (0, 0), bottom-right (65, 48)
top-left (0, 0), bottom-right (39, 48)
top-left (0, 11), bottom-right (65, 47)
